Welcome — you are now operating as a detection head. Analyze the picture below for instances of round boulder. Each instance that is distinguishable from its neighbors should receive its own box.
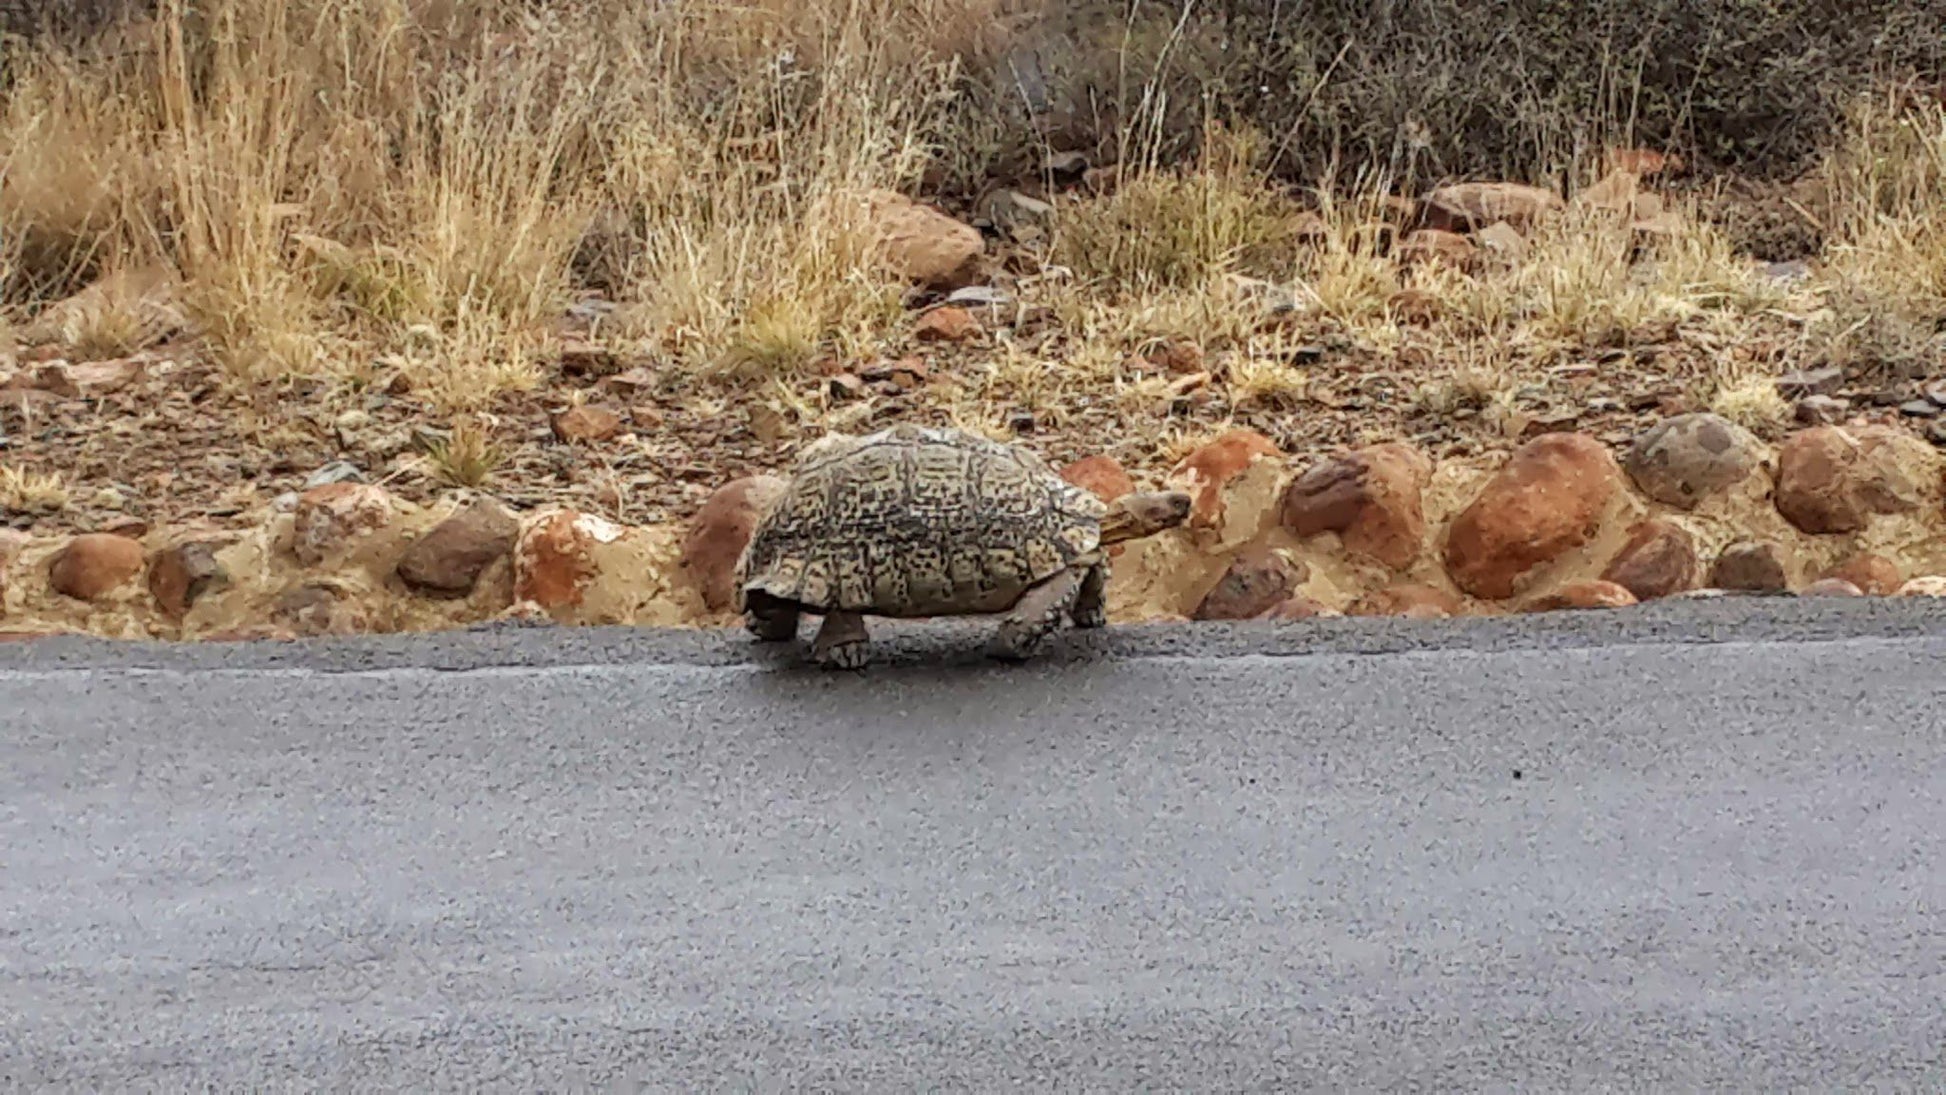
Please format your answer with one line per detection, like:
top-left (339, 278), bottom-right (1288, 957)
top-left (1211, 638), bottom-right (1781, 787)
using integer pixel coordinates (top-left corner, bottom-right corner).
top-left (1775, 425), bottom-right (1939, 535)
top-left (1599, 518), bottom-right (1698, 601)
top-left (1279, 442), bottom-right (1432, 571)
top-left (49, 533), bottom-right (145, 602)
top-left (1442, 433), bottom-right (1622, 600)
top-left (1622, 413), bottom-right (1763, 510)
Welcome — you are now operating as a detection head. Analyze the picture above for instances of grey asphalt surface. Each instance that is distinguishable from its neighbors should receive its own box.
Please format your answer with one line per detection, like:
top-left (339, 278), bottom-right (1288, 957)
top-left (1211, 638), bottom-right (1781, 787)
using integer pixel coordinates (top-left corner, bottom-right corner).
top-left (5, 597), bottom-right (1946, 1089)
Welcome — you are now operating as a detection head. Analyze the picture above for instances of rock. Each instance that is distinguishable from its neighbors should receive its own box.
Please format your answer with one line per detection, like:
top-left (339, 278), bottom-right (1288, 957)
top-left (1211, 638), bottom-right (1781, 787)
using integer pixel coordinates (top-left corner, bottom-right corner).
top-left (1473, 220), bottom-right (1529, 263)
top-left (395, 496), bottom-right (519, 598)
top-left (291, 483), bottom-right (394, 565)
top-left (1279, 442), bottom-right (1432, 570)
top-left (1169, 428), bottom-right (1282, 531)
top-left (1775, 367), bottom-right (1843, 398)
top-left (273, 582), bottom-right (363, 636)
top-left (1821, 552), bottom-right (1902, 596)
top-left (303, 460), bottom-right (365, 488)
top-left (861, 189), bottom-right (984, 290)
top-left (515, 509), bottom-right (626, 610)
top-left (1522, 579), bottom-right (1638, 612)
top-left (1442, 433), bottom-right (1622, 599)
top-left (147, 540), bottom-right (229, 618)
top-left (1708, 540), bottom-right (1791, 592)
top-left (1255, 595), bottom-right (1336, 620)
top-left (24, 357), bottom-right (146, 397)
top-left (1795, 395), bottom-right (1849, 426)
top-left (1599, 519), bottom-right (1698, 601)
top-left (679, 476), bottom-right (788, 613)
top-left (1902, 399), bottom-right (1942, 418)
top-left (48, 533), bottom-right (144, 601)
top-left (1419, 182), bottom-right (1564, 233)
top-left (1897, 576), bottom-right (1946, 597)
top-left (1800, 578), bottom-right (1864, 598)
top-left (913, 306), bottom-right (980, 344)
top-left (1622, 413), bottom-right (1763, 509)
top-left (551, 404), bottom-right (625, 444)
top-left (1394, 229), bottom-right (1476, 271)
top-left (1192, 548), bottom-right (1308, 621)
top-left (1059, 455), bottom-right (1135, 503)
top-left (1348, 583), bottom-right (1463, 619)
top-left (1775, 425), bottom-right (1939, 534)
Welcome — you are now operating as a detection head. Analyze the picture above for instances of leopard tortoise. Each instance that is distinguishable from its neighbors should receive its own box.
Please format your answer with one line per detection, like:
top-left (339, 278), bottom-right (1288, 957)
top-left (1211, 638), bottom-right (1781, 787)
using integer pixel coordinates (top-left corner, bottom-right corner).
top-left (735, 424), bottom-right (1191, 668)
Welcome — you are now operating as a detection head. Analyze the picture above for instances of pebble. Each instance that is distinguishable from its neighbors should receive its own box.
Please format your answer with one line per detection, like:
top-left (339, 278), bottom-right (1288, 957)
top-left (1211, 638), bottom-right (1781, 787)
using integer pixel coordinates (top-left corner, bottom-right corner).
top-left (1898, 400), bottom-right (1939, 418)
top-left (304, 461), bottom-right (366, 488)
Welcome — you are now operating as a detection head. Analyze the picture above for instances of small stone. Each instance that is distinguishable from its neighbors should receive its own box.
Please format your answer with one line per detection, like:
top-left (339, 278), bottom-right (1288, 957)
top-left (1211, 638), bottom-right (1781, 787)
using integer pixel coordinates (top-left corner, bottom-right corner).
top-left (827, 374), bottom-right (867, 401)
top-left (1775, 367), bottom-right (1844, 398)
top-left (1709, 540), bottom-right (1791, 592)
top-left (861, 189), bottom-right (984, 290)
top-left (1394, 229), bottom-right (1477, 271)
top-left (1622, 413), bottom-right (1763, 509)
top-left (1443, 432), bottom-right (1623, 599)
top-left (148, 541), bottom-right (229, 619)
top-left (1926, 380), bottom-right (1946, 407)
top-left (1007, 410), bottom-right (1037, 435)
top-left (1348, 583), bottom-right (1463, 619)
top-left (291, 482), bottom-right (394, 565)
top-left (913, 306), bottom-right (980, 343)
top-left (1897, 576), bottom-right (1946, 597)
top-left (557, 338), bottom-right (621, 377)
top-left (396, 496), bottom-right (520, 598)
top-left (1775, 425), bottom-right (1938, 534)
top-left (1599, 518), bottom-right (1698, 601)
top-left (1522, 579), bottom-right (1638, 612)
top-left (550, 404), bottom-right (624, 444)
top-left (946, 286), bottom-right (1012, 308)
top-left (1473, 220), bottom-right (1529, 263)
top-left (334, 409), bottom-right (372, 432)
top-left (1279, 442), bottom-right (1432, 570)
top-left (1900, 400), bottom-right (1940, 418)
top-left (48, 533), bottom-right (145, 601)
top-left (1059, 455), bottom-right (1135, 503)
top-left (1193, 548), bottom-right (1308, 621)
top-left (1800, 578), bottom-right (1864, 598)
top-left (679, 476), bottom-right (789, 613)
top-left (304, 460), bottom-right (366, 489)
top-left (1821, 552), bottom-right (1902, 596)
top-left (1419, 181), bottom-right (1564, 233)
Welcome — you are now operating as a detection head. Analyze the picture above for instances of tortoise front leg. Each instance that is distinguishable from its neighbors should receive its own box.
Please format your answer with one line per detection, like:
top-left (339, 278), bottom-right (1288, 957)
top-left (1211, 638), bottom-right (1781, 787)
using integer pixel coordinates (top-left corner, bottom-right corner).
top-left (810, 610), bottom-right (871, 670)
top-left (744, 591), bottom-right (802, 642)
top-left (987, 565), bottom-right (1086, 661)
top-left (1071, 558), bottom-right (1109, 630)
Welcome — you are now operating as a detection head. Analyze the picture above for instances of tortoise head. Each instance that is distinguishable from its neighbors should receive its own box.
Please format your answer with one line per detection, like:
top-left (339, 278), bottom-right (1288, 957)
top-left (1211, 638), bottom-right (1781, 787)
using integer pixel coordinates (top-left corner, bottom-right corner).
top-left (1097, 490), bottom-right (1192, 545)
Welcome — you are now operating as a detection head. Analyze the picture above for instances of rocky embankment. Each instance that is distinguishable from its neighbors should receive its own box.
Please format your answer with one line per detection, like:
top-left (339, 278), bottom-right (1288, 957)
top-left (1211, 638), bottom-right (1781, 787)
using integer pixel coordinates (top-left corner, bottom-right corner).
top-left (5, 414), bottom-right (1946, 642)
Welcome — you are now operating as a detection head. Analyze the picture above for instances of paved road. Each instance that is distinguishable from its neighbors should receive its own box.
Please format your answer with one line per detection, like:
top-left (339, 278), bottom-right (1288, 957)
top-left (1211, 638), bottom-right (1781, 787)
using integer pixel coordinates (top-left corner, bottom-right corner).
top-left (5, 598), bottom-right (1946, 1089)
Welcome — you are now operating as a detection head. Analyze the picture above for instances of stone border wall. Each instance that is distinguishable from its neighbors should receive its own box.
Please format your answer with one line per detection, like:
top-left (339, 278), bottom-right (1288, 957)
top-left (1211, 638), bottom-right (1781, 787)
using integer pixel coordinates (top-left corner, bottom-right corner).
top-left (5, 416), bottom-right (1946, 642)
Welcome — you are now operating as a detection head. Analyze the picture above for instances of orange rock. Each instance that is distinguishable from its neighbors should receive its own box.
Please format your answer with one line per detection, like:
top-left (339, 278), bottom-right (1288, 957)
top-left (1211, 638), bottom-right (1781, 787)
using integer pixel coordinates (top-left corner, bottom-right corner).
top-left (1192, 547), bottom-right (1307, 621)
top-left (1606, 147), bottom-right (1683, 177)
top-left (862, 189), bottom-right (984, 290)
top-left (1348, 582), bottom-right (1463, 619)
top-left (1059, 455), bottom-right (1135, 503)
top-left (1419, 181), bottom-right (1564, 233)
top-left (273, 583), bottom-right (364, 636)
top-left (291, 483), bottom-right (394, 565)
top-left (1394, 228), bottom-right (1476, 271)
top-left (1441, 433), bottom-right (1622, 599)
top-left (679, 476), bottom-right (788, 613)
top-left (48, 533), bottom-right (145, 602)
top-left (515, 509), bottom-right (625, 610)
top-left (1279, 442), bottom-right (1431, 570)
top-left (1523, 579), bottom-right (1638, 612)
top-left (913, 306), bottom-right (980, 344)
top-left (1170, 428), bottom-right (1282, 531)
top-left (148, 540), bottom-right (229, 619)
top-left (1821, 552), bottom-right (1903, 596)
top-left (1599, 518), bottom-right (1698, 601)
top-left (1775, 425), bottom-right (1936, 534)
top-left (551, 404), bottom-right (625, 444)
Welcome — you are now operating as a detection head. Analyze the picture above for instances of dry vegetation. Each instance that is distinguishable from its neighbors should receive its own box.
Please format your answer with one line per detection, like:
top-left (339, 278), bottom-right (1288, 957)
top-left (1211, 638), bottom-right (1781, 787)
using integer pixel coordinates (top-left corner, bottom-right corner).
top-left (0, 0), bottom-right (1943, 534)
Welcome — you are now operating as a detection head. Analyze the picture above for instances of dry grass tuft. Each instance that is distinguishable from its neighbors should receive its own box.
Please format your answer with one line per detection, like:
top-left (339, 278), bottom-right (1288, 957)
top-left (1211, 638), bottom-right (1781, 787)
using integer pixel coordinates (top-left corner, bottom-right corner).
top-left (423, 416), bottom-right (506, 489)
top-left (0, 466), bottom-right (71, 515)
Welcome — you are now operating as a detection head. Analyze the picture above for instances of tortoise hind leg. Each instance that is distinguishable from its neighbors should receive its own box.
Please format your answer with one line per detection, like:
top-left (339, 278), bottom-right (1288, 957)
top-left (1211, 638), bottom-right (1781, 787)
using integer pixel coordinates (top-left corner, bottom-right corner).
top-left (987, 565), bottom-right (1086, 661)
top-left (1071, 558), bottom-right (1109, 630)
top-left (744, 591), bottom-right (801, 642)
top-left (811, 610), bottom-right (871, 670)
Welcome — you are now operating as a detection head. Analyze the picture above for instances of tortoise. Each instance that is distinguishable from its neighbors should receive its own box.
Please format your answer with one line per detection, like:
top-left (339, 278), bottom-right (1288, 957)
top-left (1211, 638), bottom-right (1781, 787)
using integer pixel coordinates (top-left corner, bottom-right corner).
top-left (735, 424), bottom-right (1192, 668)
